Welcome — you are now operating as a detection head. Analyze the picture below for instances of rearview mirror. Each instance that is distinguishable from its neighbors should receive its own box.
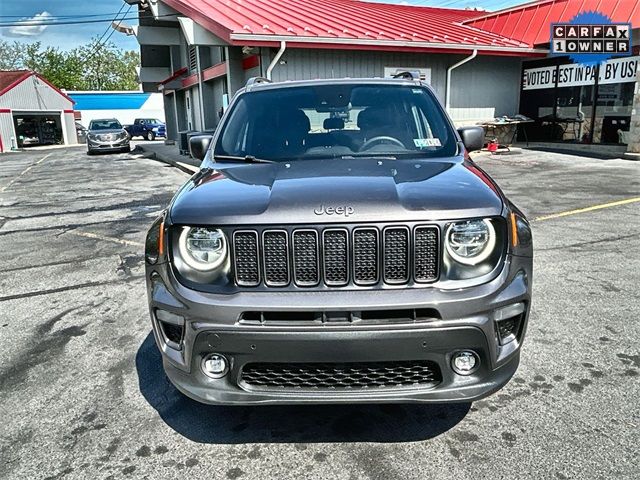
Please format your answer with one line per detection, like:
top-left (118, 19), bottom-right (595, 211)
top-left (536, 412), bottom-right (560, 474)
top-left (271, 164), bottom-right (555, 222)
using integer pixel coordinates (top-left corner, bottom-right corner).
top-left (457, 126), bottom-right (484, 152)
top-left (189, 135), bottom-right (213, 161)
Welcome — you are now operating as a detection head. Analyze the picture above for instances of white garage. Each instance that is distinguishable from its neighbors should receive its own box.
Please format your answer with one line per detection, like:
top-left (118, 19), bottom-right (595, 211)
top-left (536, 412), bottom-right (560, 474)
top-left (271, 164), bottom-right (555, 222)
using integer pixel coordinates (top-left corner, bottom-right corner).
top-left (0, 70), bottom-right (78, 152)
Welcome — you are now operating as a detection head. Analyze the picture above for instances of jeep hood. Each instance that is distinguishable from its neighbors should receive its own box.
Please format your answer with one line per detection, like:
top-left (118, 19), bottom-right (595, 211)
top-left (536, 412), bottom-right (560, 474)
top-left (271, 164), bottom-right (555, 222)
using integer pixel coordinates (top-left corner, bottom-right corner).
top-left (169, 157), bottom-right (504, 225)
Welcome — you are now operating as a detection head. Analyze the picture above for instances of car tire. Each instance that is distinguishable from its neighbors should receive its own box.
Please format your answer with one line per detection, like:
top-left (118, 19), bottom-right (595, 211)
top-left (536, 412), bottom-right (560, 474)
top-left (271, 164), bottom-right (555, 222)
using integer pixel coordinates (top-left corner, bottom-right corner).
top-left (146, 131), bottom-right (156, 141)
top-left (87, 149), bottom-right (94, 156)
top-left (121, 146), bottom-right (130, 153)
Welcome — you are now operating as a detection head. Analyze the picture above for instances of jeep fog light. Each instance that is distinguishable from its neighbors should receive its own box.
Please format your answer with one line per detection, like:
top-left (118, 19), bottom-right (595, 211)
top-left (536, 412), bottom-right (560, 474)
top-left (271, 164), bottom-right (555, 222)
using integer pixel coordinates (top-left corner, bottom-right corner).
top-left (452, 351), bottom-right (480, 375)
top-left (201, 354), bottom-right (228, 378)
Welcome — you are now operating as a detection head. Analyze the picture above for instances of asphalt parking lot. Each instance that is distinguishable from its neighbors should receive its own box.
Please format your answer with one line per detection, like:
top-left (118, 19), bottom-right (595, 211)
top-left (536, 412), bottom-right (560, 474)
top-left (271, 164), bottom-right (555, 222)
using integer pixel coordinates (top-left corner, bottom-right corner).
top-left (0, 146), bottom-right (638, 480)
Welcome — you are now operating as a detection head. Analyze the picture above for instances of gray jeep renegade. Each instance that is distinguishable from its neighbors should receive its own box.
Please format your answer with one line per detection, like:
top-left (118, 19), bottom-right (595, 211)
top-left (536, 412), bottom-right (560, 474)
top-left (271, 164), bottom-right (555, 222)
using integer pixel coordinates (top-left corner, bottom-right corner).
top-left (145, 76), bottom-right (533, 405)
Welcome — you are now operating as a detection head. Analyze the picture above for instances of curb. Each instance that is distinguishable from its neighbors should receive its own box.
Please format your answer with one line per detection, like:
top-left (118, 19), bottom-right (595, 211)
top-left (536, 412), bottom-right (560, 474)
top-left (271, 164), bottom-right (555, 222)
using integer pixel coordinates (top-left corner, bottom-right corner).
top-left (133, 145), bottom-right (199, 174)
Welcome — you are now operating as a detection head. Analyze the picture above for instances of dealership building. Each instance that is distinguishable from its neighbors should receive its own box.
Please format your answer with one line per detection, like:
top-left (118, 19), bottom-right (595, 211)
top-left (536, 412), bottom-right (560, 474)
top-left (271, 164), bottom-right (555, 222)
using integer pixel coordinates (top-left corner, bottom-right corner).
top-left (128, 0), bottom-right (640, 153)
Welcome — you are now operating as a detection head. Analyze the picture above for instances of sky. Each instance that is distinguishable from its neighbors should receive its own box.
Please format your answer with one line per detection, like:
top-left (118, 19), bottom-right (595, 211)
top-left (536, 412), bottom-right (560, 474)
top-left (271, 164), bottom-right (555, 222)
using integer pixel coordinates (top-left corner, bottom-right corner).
top-left (0, 0), bottom-right (525, 51)
top-left (0, 0), bottom-right (140, 51)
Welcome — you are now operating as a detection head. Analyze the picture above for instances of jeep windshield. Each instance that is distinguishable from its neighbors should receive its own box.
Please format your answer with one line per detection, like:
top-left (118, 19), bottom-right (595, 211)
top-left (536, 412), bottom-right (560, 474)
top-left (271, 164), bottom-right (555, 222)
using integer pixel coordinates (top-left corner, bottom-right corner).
top-left (214, 83), bottom-right (458, 162)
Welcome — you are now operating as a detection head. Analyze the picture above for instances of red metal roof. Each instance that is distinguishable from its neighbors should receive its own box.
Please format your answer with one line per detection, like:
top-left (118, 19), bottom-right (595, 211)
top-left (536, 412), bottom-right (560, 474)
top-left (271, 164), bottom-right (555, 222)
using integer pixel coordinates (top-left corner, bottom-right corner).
top-left (0, 70), bottom-right (74, 103)
top-left (161, 0), bottom-right (543, 55)
top-left (0, 70), bottom-right (32, 96)
top-left (464, 0), bottom-right (640, 47)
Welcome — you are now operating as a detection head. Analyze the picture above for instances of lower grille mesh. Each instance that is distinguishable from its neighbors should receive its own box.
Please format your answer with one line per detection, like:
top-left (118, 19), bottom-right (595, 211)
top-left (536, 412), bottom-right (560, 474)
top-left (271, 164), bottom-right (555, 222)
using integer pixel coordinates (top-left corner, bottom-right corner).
top-left (241, 360), bottom-right (442, 390)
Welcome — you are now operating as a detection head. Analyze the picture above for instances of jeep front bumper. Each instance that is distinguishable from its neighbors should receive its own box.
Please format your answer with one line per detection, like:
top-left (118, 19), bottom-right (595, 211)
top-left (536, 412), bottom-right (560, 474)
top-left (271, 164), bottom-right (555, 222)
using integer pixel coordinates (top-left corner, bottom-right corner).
top-left (146, 255), bottom-right (532, 405)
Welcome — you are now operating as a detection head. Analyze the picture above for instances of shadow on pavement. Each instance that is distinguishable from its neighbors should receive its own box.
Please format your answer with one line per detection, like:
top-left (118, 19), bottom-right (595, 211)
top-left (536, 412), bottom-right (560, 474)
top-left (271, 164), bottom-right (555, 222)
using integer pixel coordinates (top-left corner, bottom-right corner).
top-left (136, 332), bottom-right (470, 444)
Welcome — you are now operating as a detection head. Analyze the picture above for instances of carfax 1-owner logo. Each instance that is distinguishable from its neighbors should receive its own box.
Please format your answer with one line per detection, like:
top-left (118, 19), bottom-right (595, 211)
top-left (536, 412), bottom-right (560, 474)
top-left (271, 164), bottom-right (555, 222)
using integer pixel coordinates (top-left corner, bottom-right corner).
top-left (551, 11), bottom-right (631, 66)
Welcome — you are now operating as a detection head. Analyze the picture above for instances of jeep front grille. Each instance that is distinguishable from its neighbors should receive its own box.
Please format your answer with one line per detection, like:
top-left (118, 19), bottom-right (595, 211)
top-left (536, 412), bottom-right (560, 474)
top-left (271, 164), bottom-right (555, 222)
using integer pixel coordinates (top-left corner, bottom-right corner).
top-left (240, 360), bottom-right (442, 390)
top-left (232, 225), bottom-right (440, 289)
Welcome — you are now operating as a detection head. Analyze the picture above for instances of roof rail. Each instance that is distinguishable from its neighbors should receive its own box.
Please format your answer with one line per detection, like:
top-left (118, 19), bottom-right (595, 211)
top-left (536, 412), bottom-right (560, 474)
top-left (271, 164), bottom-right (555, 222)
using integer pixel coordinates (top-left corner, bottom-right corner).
top-left (245, 77), bottom-right (272, 91)
top-left (392, 71), bottom-right (420, 81)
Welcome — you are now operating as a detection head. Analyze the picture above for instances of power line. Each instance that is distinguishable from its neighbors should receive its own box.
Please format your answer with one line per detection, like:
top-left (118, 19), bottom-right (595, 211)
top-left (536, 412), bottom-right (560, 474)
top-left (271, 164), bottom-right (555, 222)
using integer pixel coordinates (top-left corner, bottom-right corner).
top-left (90, 2), bottom-right (128, 51)
top-left (83, 4), bottom-right (133, 65)
top-left (0, 14), bottom-right (177, 27)
top-left (96, 5), bottom-right (133, 53)
top-left (0, 12), bottom-right (136, 19)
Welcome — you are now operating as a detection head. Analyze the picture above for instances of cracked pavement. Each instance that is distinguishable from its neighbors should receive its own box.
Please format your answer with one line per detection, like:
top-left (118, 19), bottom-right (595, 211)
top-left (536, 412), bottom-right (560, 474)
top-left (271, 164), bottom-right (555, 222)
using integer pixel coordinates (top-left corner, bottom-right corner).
top-left (0, 146), bottom-right (638, 479)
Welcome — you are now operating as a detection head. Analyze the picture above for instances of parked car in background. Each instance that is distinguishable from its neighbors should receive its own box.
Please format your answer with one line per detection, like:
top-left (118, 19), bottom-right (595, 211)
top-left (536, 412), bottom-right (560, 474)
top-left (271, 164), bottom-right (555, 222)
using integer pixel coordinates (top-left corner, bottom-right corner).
top-left (125, 118), bottom-right (166, 141)
top-left (86, 118), bottom-right (130, 155)
top-left (75, 122), bottom-right (87, 144)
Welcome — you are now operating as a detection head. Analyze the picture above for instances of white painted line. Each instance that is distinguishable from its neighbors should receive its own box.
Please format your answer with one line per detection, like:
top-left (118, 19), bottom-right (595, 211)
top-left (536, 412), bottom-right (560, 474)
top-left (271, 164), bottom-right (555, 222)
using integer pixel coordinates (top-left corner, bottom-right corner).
top-left (68, 230), bottom-right (144, 248)
top-left (1, 153), bottom-right (53, 193)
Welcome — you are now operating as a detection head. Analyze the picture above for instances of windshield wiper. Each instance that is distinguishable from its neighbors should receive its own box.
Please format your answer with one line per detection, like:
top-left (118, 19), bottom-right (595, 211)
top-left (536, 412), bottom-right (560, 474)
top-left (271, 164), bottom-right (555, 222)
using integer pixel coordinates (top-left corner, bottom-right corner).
top-left (214, 155), bottom-right (275, 164)
top-left (340, 154), bottom-right (398, 160)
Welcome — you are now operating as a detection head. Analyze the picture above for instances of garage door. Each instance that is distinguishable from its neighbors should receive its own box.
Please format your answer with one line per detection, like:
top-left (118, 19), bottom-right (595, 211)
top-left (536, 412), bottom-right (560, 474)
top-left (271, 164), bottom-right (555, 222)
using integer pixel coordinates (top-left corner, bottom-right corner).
top-left (12, 111), bottom-right (63, 148)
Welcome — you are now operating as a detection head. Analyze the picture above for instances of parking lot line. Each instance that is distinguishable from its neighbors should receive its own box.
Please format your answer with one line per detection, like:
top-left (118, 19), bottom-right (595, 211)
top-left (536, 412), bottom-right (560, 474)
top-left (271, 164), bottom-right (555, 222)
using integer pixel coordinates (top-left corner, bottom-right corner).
top-left (68, 230), bottom-right (144, 247)
top-left (534, 196), bottom-right (640, 222)
top-left (0, 152), bottom-right (53, 193)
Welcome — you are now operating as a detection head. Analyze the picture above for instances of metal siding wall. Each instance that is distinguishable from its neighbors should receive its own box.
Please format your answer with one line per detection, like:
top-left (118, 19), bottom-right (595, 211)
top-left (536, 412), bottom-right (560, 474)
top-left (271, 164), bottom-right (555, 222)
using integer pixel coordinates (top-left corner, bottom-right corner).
top-left (0, 113), bottom-right (16, 152)
top-left (269, 48), bottom-right (459, 102)
top-left (163, 93), bottom-right (178, 141)
top-left (449, 55), bottom-right (522, 118)
top-left (191, 85), bottom-right (203, 130)
top-left (0, 76), bottom-right (73, 111)
top-left (201, 80), bottom-right (219, 130)
top-left (63, 112), bottom-right (77, 144)
top-left (264, 49), bottom-right (522, 122)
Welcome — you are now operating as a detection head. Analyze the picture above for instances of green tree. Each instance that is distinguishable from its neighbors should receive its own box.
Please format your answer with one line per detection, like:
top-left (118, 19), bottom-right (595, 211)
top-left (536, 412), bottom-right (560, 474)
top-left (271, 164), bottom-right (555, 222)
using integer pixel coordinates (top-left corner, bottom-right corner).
top-left (0, 40), bottom-right (29, 70)
top-left (74, 37), bottom-right (140, 91)
top-left (0, 37), bottom-right (140, 91)
top-left (23, 45), bottom-right (85, 90)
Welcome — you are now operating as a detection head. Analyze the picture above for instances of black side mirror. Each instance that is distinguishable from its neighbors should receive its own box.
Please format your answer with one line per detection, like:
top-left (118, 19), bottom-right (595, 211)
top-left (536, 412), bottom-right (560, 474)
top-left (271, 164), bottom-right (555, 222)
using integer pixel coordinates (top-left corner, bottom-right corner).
top-left (457, 126), bottom-right (484, 152)
top-left (189, 135), bottom-right (213, 161)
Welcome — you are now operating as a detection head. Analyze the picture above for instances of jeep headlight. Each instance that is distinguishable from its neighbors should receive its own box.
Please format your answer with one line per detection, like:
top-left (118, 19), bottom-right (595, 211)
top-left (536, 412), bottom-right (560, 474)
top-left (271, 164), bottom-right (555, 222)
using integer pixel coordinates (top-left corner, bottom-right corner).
top-left (178, 227), bottom-right (227, 271)
top-left (445, 219), bottom-right (496, 265)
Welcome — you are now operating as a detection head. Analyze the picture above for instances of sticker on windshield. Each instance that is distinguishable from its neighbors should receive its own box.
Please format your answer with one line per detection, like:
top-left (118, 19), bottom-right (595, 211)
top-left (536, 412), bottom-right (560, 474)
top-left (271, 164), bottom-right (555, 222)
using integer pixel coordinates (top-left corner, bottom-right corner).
top-left (414, 138), bottom-right (441, 148)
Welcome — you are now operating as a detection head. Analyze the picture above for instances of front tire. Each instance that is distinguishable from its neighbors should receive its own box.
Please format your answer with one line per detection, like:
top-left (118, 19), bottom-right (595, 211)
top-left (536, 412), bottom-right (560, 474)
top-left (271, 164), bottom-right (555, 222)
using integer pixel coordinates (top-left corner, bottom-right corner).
top-left (87, 149), bottom-right (94, 156)
top-left (146, 131), bottom-right (156, 141)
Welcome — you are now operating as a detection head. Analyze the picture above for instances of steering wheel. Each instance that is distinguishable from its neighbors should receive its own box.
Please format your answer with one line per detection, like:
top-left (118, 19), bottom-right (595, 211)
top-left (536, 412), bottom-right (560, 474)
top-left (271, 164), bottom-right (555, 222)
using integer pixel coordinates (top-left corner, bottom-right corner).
top-left (359, 136), bottom-right (405, 151)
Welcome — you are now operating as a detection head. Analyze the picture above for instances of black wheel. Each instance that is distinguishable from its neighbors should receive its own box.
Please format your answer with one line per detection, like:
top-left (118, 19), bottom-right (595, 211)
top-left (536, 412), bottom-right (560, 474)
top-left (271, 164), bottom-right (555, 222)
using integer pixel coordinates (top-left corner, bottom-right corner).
top-left (146, 130), bottom-right (156, 141)
top-left (120, 146), bottom-right (130, 153)
top-left (87, 149), bottom-right (94, 156)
